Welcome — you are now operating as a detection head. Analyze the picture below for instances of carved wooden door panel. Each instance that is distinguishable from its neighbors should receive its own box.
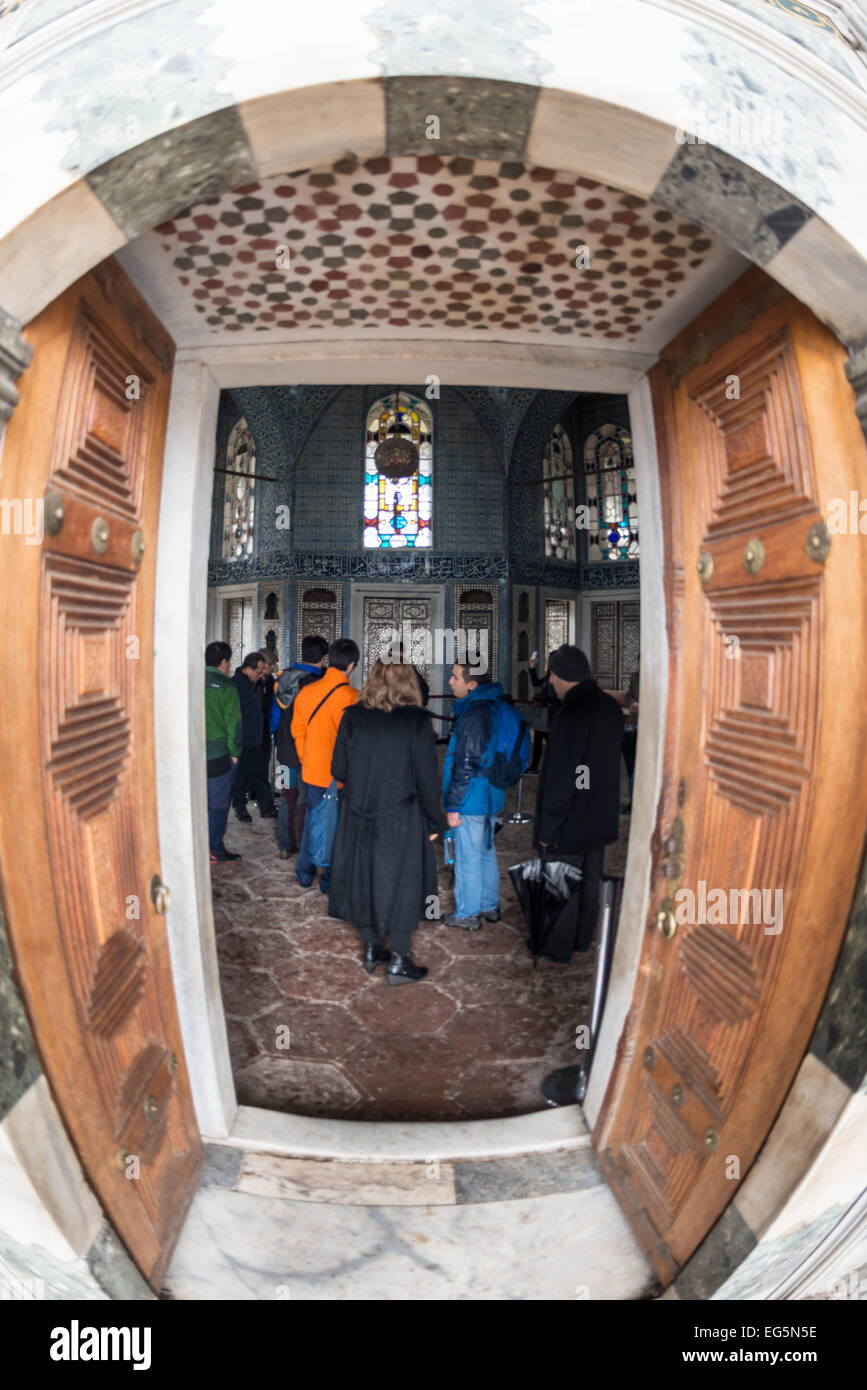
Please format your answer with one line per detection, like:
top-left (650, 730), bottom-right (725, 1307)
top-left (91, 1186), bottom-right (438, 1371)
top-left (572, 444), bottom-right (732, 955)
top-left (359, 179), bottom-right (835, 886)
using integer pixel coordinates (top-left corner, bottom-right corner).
top-left (0, 262), bottom-right (202, 1288)
top-left (595, 268), bottom-right (867, 1283)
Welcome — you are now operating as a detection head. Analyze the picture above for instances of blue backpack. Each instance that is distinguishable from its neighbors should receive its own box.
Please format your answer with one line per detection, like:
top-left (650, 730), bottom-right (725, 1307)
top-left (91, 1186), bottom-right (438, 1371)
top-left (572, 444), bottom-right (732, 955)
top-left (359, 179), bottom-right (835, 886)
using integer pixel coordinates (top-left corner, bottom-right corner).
top-left (481, 698), bottom-right (532, 790)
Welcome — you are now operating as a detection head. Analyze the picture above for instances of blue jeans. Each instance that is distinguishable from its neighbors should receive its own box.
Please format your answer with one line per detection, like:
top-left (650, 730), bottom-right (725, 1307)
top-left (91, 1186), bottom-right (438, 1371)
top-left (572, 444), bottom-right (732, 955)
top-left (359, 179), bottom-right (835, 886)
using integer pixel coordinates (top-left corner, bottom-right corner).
top-left (207, 765), bottom-right (235, 854)
top-left (296, 782), bottom-right (330, 889)
top-left (454, 814), bottom-right (500, 919)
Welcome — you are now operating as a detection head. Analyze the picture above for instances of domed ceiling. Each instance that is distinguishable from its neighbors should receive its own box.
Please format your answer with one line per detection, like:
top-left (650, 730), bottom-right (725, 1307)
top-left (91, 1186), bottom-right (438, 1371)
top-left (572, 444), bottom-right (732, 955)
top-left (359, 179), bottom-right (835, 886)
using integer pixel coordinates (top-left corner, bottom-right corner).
top-left (117, 153), bottom-right (746, 354)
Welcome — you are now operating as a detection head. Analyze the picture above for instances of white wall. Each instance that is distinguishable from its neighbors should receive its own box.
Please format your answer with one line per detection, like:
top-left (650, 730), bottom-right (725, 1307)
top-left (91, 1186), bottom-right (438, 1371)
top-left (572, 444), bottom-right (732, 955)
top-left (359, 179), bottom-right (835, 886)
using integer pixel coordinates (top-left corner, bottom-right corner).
top-left (154, 361), bottom-right (236, 1138)
top-left (584, 374), bottom-right (668, 1126)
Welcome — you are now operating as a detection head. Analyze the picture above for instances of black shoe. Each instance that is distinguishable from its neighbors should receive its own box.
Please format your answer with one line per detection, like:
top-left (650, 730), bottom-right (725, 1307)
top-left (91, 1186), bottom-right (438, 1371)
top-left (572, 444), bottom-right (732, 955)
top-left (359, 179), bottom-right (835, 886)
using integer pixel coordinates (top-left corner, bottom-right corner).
top-left (387, 953), bottom-right (428, 986)
top-left (235, 808), bottom-right (252, 823)
top-left (259, 809), bottom-right (278, 819)
top-left (481, 907), bottom-right (501, 922)
top-left (278, 847), bottom-right (297, 860)
top-left (363, 943), bottom-right (391, 974)
top-left (441, 912), bottom-right (481, 931)
top-left (216, 848), bottom-right (241, 862)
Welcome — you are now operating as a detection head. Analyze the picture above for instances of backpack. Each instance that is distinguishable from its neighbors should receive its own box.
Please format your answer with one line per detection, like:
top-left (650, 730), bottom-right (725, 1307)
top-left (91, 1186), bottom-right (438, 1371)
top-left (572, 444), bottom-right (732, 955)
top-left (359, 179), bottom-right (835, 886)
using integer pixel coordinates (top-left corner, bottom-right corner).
top-left (480, 697), bottom-right (531, 790)
top-left (274, 669), bottom-right (323, 769)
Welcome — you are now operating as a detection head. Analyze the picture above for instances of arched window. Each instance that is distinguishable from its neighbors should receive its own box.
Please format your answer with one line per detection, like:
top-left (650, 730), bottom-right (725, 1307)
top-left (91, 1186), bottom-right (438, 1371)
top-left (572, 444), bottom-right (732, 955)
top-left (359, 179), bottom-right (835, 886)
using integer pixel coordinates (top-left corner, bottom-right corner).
top-left (543, 422), bottom-right (575, 562)
top-left (582, 424), bottom-right (638, 561)
top-left (364, 392), bottom-right (433, 549)
top-left (222, 418), bottom-right (256, 560)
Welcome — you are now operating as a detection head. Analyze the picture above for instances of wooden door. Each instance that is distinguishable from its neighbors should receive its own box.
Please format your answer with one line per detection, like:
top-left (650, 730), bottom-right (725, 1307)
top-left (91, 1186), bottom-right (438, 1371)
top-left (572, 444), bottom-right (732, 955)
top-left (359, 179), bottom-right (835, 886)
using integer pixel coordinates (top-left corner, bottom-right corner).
top-left (594, 267), bottom-right (867, 1283)
top-left (0, 261), bottom-right (202, 1288)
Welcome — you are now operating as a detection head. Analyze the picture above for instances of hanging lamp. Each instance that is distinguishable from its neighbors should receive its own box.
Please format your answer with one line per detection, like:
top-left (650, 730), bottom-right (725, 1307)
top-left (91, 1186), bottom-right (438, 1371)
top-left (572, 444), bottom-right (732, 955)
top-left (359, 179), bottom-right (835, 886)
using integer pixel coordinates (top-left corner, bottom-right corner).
top-left (374, 388), bottom-right (420, 480)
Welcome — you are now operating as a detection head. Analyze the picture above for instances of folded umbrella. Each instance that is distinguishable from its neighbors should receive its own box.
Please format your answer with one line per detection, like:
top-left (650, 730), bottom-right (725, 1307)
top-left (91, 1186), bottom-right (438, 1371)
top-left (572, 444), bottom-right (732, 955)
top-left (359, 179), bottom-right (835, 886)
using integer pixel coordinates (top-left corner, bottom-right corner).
top-left (508, 851), bottom-right (583, 965)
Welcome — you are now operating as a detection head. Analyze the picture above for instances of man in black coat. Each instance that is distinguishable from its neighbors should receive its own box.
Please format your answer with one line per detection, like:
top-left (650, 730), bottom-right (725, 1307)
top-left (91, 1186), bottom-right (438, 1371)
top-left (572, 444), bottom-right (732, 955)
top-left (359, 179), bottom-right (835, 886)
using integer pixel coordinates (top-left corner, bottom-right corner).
top-left (534, 644), bottom-right (623, 954)
top-left (231, 652), bottom-right (277, 821)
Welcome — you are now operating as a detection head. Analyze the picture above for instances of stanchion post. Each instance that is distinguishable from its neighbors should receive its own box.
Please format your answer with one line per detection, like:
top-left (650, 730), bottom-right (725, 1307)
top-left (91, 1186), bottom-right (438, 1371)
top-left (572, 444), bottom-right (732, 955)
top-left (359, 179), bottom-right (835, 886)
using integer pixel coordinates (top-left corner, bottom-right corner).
top-left (504, 774), bottom-right (533, 825)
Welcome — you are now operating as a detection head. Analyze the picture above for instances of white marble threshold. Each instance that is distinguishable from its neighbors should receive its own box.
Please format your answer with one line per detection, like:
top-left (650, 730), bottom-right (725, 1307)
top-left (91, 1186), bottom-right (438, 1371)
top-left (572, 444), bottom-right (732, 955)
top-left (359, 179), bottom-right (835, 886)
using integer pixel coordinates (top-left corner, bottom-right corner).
top-left (165, 1180), bottom-right (654, 1301)
top-left (206, 1102), bottom-right (592, 1163)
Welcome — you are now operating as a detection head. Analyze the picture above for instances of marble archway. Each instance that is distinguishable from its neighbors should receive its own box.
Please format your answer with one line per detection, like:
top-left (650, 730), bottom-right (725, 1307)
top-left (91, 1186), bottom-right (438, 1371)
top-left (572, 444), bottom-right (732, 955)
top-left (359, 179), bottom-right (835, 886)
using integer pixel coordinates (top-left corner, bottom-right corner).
top-left (2, 1), bottom-right (866, 1299)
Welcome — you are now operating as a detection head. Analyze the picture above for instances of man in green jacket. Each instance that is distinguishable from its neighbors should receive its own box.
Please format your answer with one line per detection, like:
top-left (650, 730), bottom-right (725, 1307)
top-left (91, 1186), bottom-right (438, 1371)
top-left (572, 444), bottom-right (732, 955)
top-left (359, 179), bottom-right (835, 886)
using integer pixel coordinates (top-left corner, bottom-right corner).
top-left (205, 641), bottom-right (243, 864)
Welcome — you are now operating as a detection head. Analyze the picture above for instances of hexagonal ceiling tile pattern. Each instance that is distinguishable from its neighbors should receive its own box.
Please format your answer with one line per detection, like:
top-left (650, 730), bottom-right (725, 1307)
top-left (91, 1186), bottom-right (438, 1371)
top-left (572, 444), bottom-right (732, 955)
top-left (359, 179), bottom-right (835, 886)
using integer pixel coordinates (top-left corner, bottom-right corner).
top-left (129, 153), bottom-right (740, 348)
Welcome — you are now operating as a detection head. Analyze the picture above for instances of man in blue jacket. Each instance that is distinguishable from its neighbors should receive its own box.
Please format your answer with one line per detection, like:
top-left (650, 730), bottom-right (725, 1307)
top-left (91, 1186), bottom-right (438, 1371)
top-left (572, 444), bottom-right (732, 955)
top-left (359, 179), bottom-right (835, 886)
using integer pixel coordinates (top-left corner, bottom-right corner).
top-left (442, 664), bottom-right (505, 930)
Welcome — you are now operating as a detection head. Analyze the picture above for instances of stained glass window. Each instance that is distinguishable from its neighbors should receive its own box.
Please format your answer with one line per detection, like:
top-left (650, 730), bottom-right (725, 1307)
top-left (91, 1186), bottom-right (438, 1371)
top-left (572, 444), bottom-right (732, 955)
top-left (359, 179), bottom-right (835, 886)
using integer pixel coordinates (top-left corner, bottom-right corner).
top-left (543, 423), bottom-right (575, 561)
top-left (582, 424), bottom-right (638, 562)
top-left (363, 393), bottom-right (433, 549)
top-left (222, 419), bottom-right (256, 560)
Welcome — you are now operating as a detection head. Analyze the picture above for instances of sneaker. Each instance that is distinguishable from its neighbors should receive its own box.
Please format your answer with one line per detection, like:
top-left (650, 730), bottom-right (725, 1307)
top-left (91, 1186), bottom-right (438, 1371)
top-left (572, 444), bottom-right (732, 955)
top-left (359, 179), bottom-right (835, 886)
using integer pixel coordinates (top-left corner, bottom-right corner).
top-left (278, 847), bottom-right (297, 860)
top-left (296, 873), bottom-right (314, 888)
top-left (209, 850), bottom-right (219, 866)
top-left (481, 907), bottom-right (501, 922)
top-left (216, 848), bottom-right (241, 862)
top-left (235, 808), bottom-right (252, 823)
top-left (441, 912), bottom-right (481, 931)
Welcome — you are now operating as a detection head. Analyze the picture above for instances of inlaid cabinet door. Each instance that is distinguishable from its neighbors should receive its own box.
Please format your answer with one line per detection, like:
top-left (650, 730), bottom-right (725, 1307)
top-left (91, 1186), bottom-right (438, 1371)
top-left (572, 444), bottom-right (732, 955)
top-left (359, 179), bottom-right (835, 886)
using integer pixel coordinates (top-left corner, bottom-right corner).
top-left (0, 262), bottom-right (202, 1288)
top-left (362, 595), bottom-right (433, 681)
top-left (595, 268), bottom-right (867, 1282)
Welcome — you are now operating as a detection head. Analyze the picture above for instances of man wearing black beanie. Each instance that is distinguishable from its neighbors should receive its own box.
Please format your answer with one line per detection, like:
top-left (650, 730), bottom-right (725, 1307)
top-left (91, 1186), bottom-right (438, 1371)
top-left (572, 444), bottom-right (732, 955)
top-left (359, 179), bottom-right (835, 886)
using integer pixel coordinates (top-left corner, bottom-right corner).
top-left (534, 644), bottom-right (624, 954)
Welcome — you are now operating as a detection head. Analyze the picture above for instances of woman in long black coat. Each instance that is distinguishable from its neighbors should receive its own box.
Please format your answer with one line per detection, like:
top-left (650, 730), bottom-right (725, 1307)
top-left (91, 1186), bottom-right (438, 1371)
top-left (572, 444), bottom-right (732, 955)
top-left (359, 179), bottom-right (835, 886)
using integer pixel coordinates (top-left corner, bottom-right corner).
top-left (328, 661), bottom-right (443, 985)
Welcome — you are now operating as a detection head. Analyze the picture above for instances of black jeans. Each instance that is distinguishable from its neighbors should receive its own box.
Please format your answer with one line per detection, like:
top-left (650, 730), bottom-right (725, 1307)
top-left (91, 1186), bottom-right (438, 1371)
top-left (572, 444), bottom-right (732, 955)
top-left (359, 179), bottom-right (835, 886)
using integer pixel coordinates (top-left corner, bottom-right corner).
top-left (356, 923), bottom-right (414, 955)
top-left (622, 729), bottom-right (637, 781)
top-left (547, 846), bottom-right (605, 954)
top-left (530, 729), bottom-right (548, 771)
top-left (232, 747), bottom-right (275, 814)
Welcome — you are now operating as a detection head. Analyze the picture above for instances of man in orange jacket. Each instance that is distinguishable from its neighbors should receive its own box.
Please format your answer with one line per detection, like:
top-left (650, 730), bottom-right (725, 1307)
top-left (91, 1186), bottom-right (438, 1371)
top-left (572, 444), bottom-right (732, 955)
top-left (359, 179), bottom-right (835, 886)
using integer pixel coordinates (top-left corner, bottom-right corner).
top-left (291, 638), bottom-right (360, 891)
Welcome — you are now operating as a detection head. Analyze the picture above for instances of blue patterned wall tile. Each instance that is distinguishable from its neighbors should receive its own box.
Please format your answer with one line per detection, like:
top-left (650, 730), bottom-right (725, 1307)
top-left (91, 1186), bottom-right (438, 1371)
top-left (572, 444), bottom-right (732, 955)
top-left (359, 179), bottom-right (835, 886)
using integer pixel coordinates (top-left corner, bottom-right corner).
top-left (209, 386), bottom-right (638, 687)
top-left (581, 562), bottom-right (641, 590)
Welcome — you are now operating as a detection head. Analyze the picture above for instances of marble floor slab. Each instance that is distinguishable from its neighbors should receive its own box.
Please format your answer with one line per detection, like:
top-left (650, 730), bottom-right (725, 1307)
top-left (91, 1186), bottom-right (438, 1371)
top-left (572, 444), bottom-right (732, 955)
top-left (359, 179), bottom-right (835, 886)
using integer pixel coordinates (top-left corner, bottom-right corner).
top-left (163, 1179), bottom-right (654, 1301)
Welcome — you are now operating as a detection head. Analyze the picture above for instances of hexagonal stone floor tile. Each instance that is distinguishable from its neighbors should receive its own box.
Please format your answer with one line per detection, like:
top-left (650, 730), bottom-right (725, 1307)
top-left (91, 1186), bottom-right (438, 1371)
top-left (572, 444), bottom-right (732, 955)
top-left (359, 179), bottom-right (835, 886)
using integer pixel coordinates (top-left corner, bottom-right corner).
top-left (234, 1057), bottom-right (362, 1115)
top-left (273, 952), bottom-right (369, 1002)
top-left (348, 981), bottom-right (457, 1034)
top-left (248, 1000), bottom-right (365, 1062)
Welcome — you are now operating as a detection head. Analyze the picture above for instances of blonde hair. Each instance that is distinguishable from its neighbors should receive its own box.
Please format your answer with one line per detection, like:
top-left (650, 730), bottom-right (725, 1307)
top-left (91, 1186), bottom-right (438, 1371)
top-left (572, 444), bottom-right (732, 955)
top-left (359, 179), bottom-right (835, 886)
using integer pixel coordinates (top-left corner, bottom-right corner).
top-left (360, 660), bottom-right (423, 712)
